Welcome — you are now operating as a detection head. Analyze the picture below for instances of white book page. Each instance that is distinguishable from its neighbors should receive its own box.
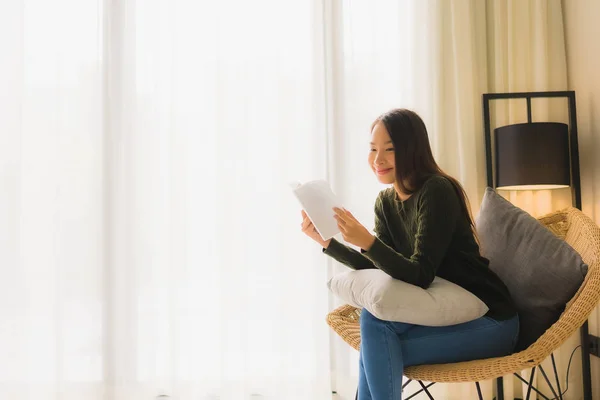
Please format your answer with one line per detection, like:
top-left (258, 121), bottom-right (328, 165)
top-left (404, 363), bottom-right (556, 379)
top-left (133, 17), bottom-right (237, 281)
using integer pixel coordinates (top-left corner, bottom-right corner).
top-left (291, 180), bottom-right (344, 241)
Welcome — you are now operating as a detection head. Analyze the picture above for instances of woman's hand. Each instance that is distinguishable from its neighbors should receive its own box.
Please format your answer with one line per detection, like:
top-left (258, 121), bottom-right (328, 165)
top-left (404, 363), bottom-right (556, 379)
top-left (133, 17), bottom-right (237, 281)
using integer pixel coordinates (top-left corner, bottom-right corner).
top-left (301, 210), bottom-right (331, 249)
top-left (333, 207), bottom-right (376, 251)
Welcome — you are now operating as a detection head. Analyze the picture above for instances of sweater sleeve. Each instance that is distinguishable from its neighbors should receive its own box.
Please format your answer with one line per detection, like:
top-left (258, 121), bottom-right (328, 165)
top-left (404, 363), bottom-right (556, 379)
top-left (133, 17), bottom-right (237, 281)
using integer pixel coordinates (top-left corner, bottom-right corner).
top-left (321, 238), bottom-right (377, 270)
top-left (362, 177), bottom-right (460, 288)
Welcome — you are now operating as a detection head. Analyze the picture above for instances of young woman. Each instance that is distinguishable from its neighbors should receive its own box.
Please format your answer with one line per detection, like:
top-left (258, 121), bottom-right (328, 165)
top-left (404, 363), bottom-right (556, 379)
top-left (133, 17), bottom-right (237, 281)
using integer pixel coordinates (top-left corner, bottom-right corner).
top-left (300, 109), bottom-right (518, 399)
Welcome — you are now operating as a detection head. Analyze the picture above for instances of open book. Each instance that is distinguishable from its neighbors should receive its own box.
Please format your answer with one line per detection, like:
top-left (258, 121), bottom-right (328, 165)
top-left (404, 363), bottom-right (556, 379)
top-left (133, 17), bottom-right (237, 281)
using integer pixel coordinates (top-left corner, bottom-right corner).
top-left (290, 180), bottom-right (344, 241)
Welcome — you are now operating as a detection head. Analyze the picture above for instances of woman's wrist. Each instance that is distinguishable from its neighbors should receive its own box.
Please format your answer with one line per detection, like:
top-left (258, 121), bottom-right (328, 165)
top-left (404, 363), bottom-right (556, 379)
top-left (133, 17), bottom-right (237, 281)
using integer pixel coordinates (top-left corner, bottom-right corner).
top-left (361, 234), bottom-right (376, 252)
top-left (322, 239), bottom-right (332, 249)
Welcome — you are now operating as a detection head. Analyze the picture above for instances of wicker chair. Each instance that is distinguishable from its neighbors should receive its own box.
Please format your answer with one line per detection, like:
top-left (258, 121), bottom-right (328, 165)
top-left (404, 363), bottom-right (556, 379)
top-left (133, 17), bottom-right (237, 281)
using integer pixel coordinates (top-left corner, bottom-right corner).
top-left (326, 207), bottom-right (600, 399)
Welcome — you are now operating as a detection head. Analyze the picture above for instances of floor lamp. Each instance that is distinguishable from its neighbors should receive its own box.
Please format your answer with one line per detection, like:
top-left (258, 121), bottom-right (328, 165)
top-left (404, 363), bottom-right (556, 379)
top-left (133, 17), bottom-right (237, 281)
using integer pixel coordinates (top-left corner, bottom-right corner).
top-left (482, 90), bottom-right (597, 400)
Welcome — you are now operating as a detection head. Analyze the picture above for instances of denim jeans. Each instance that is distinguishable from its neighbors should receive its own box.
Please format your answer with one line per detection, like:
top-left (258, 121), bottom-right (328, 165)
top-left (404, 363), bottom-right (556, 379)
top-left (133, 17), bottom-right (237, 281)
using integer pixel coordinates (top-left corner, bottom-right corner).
top-left (358, 310), bottom-right (520, 400)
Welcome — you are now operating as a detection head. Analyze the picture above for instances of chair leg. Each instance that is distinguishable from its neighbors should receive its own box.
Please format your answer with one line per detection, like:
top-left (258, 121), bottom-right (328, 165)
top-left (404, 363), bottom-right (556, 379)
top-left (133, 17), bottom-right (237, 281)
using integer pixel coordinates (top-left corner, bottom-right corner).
top-left (525, 367), bottom-right (536, 400)
top-left (496, 377), bottom-right (504, 400)
top-left (551, 354), bottom-right (564, 400)
top-left (417, 381), bottom-right (435, 400)
top-left (513, 372), bottom-right (551, 400)
top-left (475, 382), bottom-right (484, 400)
top-left (355, 380), bottom-right (435, 400)
top-left (405, 382), bottom-right (436, 400)
top-left (539, 365), bottom-right (561, 400)
top-left (355, 369), bottom-right (562, 400)
top-left (581, 322), bottom-right (593, 400)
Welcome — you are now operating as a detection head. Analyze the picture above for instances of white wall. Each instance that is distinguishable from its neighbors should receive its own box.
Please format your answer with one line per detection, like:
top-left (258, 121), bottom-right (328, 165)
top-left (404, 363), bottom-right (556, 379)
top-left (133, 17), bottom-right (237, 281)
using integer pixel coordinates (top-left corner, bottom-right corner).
top-left (562, 0), bottom-right (600, 396)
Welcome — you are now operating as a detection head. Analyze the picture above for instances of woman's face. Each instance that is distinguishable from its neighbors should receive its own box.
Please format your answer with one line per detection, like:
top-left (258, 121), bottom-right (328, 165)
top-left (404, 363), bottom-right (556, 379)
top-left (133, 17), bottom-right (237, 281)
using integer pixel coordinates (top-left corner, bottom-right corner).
top-left (368, 122), bottom-right (396, 184)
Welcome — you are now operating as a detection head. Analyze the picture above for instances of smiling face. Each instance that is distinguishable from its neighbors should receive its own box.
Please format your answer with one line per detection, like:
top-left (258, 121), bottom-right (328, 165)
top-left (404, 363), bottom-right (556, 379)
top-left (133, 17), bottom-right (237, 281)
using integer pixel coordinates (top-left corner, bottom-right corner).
top-left (368, 121), bottom-right (396, 185)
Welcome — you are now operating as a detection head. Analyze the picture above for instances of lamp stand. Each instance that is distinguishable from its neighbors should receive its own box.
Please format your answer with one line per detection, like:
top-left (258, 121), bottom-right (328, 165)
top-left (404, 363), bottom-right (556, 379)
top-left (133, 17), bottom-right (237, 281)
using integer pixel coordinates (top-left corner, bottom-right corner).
top-left (482, 90), bottom-right (595, 400)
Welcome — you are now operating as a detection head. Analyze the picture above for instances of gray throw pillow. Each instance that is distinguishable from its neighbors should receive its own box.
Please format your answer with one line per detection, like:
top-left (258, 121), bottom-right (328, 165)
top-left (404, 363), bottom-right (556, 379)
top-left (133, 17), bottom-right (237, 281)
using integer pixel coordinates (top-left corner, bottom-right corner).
top-left (476, 188), bottom-right (588, 351)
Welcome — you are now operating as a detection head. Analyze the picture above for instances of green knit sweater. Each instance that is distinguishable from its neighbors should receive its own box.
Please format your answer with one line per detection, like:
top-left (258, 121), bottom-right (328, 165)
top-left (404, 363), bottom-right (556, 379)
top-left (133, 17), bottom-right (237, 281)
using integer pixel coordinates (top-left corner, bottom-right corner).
top-left (323, 175), bottom-right (516, 321)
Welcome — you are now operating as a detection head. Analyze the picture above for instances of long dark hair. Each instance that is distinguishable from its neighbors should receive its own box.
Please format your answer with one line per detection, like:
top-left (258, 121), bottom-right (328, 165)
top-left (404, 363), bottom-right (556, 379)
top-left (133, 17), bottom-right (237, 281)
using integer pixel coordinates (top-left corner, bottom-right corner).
top-left (372, 108), bottom-right (476, 235)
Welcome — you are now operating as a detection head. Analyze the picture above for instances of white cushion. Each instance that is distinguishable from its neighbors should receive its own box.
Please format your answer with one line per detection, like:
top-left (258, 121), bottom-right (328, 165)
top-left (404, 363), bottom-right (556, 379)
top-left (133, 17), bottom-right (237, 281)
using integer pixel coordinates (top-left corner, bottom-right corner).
top-left (328, 269), bottom-right (489, 326)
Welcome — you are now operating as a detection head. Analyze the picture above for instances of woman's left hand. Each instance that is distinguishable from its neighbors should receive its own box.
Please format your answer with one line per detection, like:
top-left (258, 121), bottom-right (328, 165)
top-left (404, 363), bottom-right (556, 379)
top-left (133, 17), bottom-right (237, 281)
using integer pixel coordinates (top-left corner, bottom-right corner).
top-left (333, 207), bottom-right (376, 251)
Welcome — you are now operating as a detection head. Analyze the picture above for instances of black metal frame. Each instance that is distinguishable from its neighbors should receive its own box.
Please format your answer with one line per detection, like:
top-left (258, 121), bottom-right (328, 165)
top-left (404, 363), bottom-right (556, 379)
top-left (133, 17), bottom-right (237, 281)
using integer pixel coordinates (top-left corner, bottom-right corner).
top-left (356, 364), bottom-right (567, 400)
top-left (482, 91), bottom-right (582, 209)
top-left (406, 369), bottom-right (560, 400)
top-left (483, 90), bottom-right (597, 400)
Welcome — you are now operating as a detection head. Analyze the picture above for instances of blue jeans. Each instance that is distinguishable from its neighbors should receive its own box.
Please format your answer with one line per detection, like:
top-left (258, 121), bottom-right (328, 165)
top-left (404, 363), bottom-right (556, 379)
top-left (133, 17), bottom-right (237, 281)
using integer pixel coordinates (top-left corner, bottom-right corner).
top-left (358, 310), bottom-right (520, 400)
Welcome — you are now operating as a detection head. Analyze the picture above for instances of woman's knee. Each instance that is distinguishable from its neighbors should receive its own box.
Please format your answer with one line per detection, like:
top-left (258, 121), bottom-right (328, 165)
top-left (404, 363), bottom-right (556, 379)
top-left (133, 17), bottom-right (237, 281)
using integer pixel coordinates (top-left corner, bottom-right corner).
top-left (359, 309), bottom-right (383, 330)
top-left (360, 309), bottom-right (413, 334)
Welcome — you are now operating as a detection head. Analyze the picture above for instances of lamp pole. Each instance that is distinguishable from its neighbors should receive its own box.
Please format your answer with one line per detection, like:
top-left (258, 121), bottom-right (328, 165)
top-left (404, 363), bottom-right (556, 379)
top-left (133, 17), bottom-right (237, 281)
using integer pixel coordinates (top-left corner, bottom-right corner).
top-left (482, 90), bottom-right (591, 400)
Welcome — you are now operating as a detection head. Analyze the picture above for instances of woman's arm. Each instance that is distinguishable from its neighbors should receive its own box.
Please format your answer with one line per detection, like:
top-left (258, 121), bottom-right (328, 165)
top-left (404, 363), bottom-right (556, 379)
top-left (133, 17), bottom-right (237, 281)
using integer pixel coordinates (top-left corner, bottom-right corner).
top-left (322, 238), bottom-right (376, 270)
top-left (362, 178), bottom-right (460, 288)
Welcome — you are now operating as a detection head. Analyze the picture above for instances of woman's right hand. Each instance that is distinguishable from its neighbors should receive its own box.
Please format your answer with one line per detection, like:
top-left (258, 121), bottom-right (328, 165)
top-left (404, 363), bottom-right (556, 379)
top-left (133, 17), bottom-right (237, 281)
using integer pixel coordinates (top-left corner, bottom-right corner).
top-left (301, 210), bottom-right (331, 249)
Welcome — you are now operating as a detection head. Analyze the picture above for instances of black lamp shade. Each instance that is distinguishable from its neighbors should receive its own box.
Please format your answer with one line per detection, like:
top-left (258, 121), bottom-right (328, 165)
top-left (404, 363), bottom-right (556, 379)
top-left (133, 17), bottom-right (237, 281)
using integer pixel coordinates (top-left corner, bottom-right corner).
top-left (494, 122), bottom-right (571, 190)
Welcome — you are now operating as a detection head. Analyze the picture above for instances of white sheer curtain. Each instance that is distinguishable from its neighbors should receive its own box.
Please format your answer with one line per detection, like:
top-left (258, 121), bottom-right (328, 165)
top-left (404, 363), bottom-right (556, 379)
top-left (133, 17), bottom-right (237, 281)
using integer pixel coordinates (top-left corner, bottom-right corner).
top-left (106, 1), bottom-right (334, 399)
top-left (0, 0), bottom-right (105, 399)
top-left (3, 0), bottom-right (333, 399)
